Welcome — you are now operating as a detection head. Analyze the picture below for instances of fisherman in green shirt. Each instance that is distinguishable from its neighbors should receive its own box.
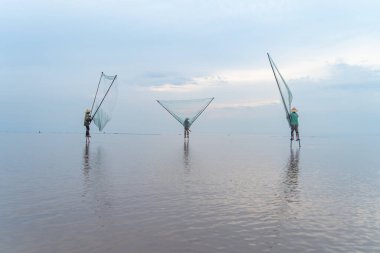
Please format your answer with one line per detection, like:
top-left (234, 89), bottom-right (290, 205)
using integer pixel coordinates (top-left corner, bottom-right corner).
top-left (289, 107), bottom-right (300, 141)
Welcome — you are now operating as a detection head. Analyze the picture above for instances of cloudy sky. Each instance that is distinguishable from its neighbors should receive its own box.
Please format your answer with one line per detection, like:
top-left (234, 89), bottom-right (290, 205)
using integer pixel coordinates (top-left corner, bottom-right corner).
top-left (1, 0), bottom-right (379, 136)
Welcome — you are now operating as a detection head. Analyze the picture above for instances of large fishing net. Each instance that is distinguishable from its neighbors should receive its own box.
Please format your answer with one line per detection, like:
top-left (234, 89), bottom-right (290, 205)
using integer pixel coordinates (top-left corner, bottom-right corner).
top-left (91, 73), bottom-right (118, 131)
top-left (267, 53), bottom-right (293, 126)
top-left (157, 98), bottom-right (214, 128)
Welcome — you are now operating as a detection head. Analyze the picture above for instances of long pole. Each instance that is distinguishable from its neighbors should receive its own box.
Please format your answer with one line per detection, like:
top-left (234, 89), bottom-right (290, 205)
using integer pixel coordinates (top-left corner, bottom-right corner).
top-left (156, 100), bottom-right (183, 126)
top-left (272, 58), bottom-right (293, 113)
top-left (192, 97), bottom-right (214, 124)
top-left (91, 75), bottom-right (117, 119)
top-left (90, 72), bottom-right (103, 114)
top-left (267, 53), bottom-right (291, 127)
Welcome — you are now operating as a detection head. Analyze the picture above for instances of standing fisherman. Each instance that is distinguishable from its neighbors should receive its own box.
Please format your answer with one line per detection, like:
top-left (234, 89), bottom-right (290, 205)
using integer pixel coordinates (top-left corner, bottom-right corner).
top-left (184, 118), bottom-right (191, 139)
top-left (84, 109), bottom-right (92, 143)
top-left (289, 107), bottom-right (300, 141)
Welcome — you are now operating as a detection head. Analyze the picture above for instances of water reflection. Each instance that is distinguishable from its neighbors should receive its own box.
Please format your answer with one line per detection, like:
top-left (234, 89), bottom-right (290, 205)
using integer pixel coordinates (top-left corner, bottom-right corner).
top-left (283, 147), bottom-right (301, 203)
top-left (81, 144), bottom-right (113, 227)
top-left (82, 143), bottom-right (91, 196)
top-left (83, 143), bottom-right (91, 172)
top-left (183, 140), bottom-right (190, 169)
top-left (82, 144), bottom-right (106, 189)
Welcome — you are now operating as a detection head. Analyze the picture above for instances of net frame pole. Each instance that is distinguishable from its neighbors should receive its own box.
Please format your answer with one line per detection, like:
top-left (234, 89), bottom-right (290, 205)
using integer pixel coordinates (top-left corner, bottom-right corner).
top-left (90, 72), bottom-right (104, 115)
top-left (271, 57), bottom-right (293, 113)
top-left (191, 97), bottom-right (214, 124)
top-left (267, 53), bottom-right (291, 127)
top-left (156, 100), bottom-right (183, 125)
top-left (91, 75), bottom-right (117, 120)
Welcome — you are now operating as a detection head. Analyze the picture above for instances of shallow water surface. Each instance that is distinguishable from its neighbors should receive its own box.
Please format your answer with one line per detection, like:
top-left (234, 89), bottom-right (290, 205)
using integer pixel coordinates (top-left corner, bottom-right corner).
top-left (1, 134), bottom-right (380, 252)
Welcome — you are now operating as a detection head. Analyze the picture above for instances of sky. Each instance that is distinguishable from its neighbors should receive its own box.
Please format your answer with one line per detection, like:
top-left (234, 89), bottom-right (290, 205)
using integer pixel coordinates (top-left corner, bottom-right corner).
top-left (1, 0), bottom-right (380, 136)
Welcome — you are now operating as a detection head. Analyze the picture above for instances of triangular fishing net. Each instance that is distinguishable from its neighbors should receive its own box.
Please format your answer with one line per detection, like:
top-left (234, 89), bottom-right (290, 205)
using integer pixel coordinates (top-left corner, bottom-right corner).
top-left (157, 98), bottom-right (214, 128)
top-left (267, 53), bottom-right (293, 126)
top-left (91, 73), bottom-right (118, 131)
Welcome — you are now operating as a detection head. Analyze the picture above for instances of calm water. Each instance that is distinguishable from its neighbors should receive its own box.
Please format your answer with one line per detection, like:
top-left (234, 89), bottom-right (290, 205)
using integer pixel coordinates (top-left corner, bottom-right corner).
top-left (1, 133), bottom-right (380, 253)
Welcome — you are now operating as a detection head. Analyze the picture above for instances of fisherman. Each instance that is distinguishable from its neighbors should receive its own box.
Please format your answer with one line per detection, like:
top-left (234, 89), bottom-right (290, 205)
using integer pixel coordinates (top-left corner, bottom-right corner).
top-left (84, 109), bottom-right (92, 143)
top-left (184, 118), bottom-right (191, 139)
top-left (289, 107), bottom-right (300, 141)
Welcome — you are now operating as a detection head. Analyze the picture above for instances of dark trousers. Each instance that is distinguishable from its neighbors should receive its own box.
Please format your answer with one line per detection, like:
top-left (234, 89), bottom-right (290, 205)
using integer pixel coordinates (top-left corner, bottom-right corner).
top-left (184, 129), bottom-right (189, 138)
top-left (85, 126), bottom-right (90, 137)
top-left (291, 124), bottom-right (299, 140)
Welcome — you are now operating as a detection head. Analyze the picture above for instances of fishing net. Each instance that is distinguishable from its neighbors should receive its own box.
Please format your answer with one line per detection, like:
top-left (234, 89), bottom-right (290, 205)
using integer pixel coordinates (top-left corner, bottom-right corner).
top-left (157, 98), bottom-right (214, 128)
top-left (267, 53), bottom-right (293, 126)
top-left (91, 73), bottom-right (118, 131)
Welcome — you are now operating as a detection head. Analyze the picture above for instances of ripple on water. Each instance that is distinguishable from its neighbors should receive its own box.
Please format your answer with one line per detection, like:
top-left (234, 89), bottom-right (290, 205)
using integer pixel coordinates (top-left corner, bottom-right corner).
top-left (1, 134), bottom-right (380, 252)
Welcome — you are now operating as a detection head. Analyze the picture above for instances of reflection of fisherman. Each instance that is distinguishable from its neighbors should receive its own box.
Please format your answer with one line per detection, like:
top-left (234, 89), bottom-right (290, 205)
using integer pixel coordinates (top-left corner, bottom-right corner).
top-left (289, 107), bottom-right (300, 141)
top-left (183, 140), bottom-right (189, 167)
top-left (284, 147), bottom-right (300, 201)
top-left (83, 142), bottom-right (90, 171)
top-left (184, 118), bottom-right (191, 139)
top-left (84, 109), bottom-right (92, 143)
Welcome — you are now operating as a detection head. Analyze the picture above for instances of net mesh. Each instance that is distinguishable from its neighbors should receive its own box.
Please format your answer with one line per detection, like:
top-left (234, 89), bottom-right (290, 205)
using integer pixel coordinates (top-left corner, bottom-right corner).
top-left (157, 98), bottom-right (214, 128)
top-left (268, 54), bottom-right (293, 126)
top-left (91, 73), bottom-right (118, 132)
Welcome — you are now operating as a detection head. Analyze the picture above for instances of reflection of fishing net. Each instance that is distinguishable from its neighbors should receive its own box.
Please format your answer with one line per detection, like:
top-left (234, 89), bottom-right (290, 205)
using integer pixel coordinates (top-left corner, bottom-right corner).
top-left (91, 73), bottom-right (118, 131)
top-left (157, 98), bottom-right (214, 128)
top-left (267, 53), bottom-right (293, 126)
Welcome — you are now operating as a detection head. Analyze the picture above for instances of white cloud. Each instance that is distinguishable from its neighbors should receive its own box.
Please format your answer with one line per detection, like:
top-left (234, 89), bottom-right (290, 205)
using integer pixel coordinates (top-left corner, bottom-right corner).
top-left (143, 63), bottom-right (326, 94)
top-left (212, 100), bottom-right (280, 110)
top-left (147, 83), bottom-right (202, 93)
top-left (145, 75), bottom-right (225, 92)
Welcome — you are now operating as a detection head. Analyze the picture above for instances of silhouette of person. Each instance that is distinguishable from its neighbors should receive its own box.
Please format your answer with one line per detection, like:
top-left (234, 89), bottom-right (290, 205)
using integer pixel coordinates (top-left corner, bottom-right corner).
top-left (184, 118), bottom-right (191, 139)
top-left (84, 109), bottom-right (92, 143)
